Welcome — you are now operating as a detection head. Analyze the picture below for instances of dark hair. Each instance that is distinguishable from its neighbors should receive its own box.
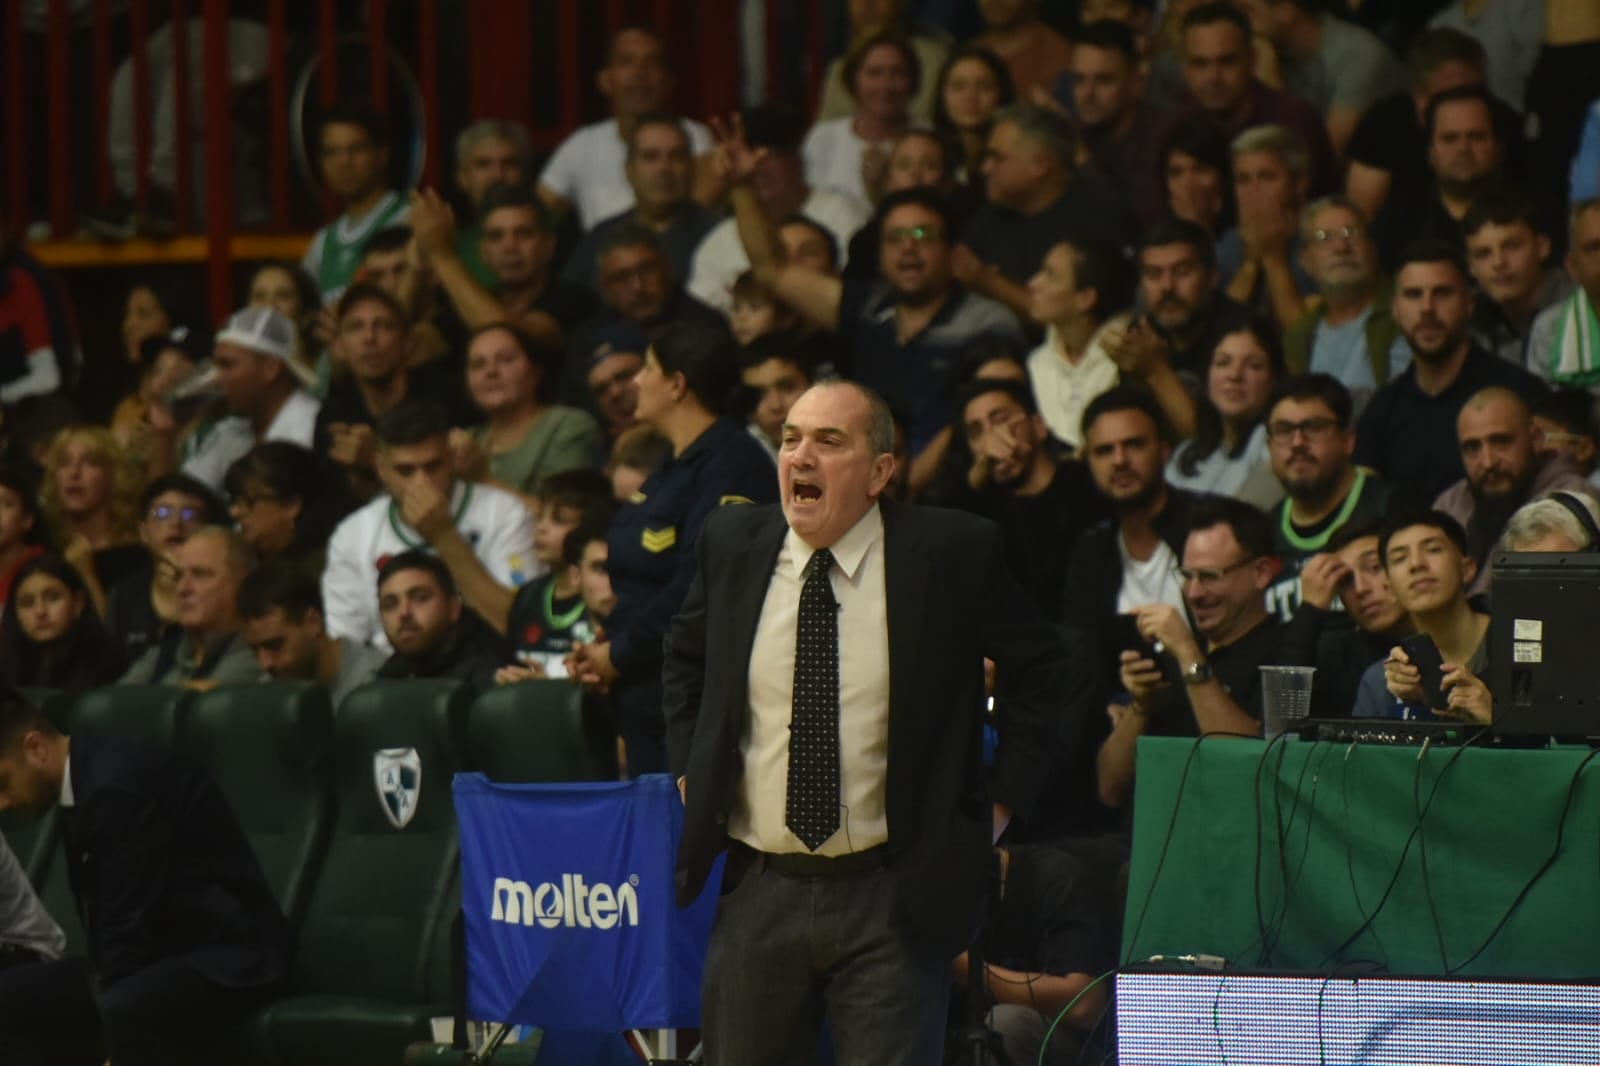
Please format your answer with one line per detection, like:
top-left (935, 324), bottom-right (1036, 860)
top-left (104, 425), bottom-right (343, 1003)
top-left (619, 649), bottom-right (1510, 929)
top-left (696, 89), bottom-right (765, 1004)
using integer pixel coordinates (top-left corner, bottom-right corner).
top-left (238, 560), bottom-right (324, 622)
top-left (933, 44), bottom-right (1016, 147)
top-left (1378, 509), bottom-right (1469, 566)
top-left (1188, 495), bottom-right (1274, 560)
top-left (651, 320), bottom-right (746, 418)
top-left (626, 112), bottom-right (691, 158)
top-left (223, 442), bottom-right (357, 560)
top-left (1056, 238), bottom-right (1134, 322)
top-left (1405, 27), bottom-right (1486, 86)
top-left (740, 105), bottom-right (805, 152)
top-left (1268, 372), bottom-right (1354, 430)
top-left (136, 325), bottom-right (211, 370)
top-left (1325, 515), bottom-right (1383, 556)
top-left (336, 279), bottom-right (406, 323)
top-left (739, 330), bottom-right (825, 380)
top-left (1461, 189), bottom-right (1543, 240)
top-left (1140, 215), bottom-right (1219, 273)
top-left (959, 376), bottom-right (1039, 419)
top-left (479, 182), bottom-right (555, 231)
top-left (1082, 383), bottom-right (1173, 444)
top-left (843, 30), bottom-right (921, 102)
top-left (0, 688), bottom-right (57, 754)
top-left (873, 187), bottom-right (958, 240)
top-left (1393, 238), bottom-right (1469, 281)
top-left (251, 260), bottom-right (323, 316)
top-left (320, 101), bottom-right (391, 148)
top-left (0, 554), bottom-right (127, 691)
top-left (377, 399), bottom-right (453, 448)
top-left (538, 468), bottom-right (615, 517)
top-left (1074, 19), bottom-right (1140, 64)
top-left (595, 221), bottom-right (666, 265)
top-left (0, 460), bottom-right (43, 548)
top-left (1158, 121), bottom-right (1236, 230)
top-left (956, 334), bottom-right (1028, 386)
top-left (1182, 1), bottom-right (1252, 42)
top-left (140, 473), bottom-right (228, 524)
top-left (778, 214), bottom-right (841, 271)
top-left (604, 23), bottom-right (669, 65)
top-left (562, 513), bottom-right (615, 569)
top-left (1534, 389), bottom-right (1598, 441)
top-left (465, 322), bottom-right (563, 404)
top-left (376, 549), bottom-right (457, 598)
top-left (364, 224), bottom-right (414, 257)
top-left (1424, 84), bottom-right (1496, 141)
top-left (1176, 318), bottom-right (1285, 477)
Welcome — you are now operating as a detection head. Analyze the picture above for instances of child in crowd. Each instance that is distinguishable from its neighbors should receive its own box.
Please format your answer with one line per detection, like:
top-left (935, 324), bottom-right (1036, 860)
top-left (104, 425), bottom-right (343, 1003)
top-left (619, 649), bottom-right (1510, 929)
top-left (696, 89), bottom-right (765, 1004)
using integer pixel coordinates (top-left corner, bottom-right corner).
top-left (566, 516), bottom-right (616, 624)
top-left (738, 331), bottom-right (822, 462)
top-left (727, 271), bottom-right (796, 346)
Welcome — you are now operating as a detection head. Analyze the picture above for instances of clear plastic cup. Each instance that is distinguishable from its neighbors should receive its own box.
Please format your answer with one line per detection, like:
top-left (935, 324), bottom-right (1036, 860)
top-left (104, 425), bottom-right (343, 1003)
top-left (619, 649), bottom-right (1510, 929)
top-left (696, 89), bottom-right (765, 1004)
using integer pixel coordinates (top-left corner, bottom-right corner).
top-left (1260, 665), bottom-right (1316, 741)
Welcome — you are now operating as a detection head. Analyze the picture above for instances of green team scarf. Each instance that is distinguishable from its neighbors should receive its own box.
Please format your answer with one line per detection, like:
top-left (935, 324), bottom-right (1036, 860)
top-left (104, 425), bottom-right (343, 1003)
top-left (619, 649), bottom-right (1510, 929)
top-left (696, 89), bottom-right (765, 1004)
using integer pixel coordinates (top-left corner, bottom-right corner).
top-left (1550, 288), bottom-right (1600, 388)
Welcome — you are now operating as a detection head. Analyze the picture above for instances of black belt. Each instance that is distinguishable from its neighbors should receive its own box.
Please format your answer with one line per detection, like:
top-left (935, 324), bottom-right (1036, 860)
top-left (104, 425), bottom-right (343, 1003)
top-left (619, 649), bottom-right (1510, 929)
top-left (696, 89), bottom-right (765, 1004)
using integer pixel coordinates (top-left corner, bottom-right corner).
top-left (729, 840), bottom-right (889, 879)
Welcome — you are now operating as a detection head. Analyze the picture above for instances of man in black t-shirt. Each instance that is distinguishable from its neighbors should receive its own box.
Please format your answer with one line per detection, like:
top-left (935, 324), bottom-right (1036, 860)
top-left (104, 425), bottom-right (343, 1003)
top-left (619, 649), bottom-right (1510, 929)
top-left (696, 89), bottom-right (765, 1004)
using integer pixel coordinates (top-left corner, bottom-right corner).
top-left (1263, 374), bottom-right (1392, 622)
top-left (1099, 497), bottom-right (1282, 809)
top-left (954, 378), bottom-right (1109, 623)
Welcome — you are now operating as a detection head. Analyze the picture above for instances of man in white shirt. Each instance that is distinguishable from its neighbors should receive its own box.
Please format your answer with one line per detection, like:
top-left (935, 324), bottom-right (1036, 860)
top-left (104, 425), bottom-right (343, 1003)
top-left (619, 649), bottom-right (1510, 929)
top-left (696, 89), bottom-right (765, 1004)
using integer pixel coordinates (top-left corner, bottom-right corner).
top-left (1024, 239), bottom-right (1132, 449)
top-left (322, 399), bottom-right (535, 649)
top-left (687, 106), bottom-right (870, 311)
top-left (179, 306), bottom-right (320, 492)
top-left (537, 26), bottom-right (716, 230)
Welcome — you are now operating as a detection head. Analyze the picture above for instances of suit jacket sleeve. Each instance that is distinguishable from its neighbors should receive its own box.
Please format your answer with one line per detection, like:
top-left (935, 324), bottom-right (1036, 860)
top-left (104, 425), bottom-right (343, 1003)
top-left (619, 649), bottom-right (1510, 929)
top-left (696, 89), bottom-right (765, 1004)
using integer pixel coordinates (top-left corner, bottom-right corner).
top-left (979, 522), bottom-right (1069, 818)
top-left (79, 784), bottom-right (173, 986)
top-left (661, 516), bottom-right (714, 780)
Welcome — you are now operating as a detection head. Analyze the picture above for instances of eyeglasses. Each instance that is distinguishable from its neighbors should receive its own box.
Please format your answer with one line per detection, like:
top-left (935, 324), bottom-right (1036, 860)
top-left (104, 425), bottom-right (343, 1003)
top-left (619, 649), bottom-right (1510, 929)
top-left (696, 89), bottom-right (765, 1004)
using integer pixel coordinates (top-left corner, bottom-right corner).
top-left (1174, 557), bottom-right (1259, 588)
top-left (1309, 224), bottom-right (1363, 243)
top-left (1267, 417), bottom-right (1339, 443)
top-left (882, 225), bottom-right (943, 245)
top-left (147, 504), bottom-right (204, 523)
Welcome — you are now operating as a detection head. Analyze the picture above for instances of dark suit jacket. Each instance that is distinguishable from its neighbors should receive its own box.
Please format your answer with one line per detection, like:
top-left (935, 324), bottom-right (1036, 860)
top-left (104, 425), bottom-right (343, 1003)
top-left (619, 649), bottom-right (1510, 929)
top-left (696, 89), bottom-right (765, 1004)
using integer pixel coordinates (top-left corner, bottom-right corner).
top-left (63, 730), bottom-right (293, 989)
top-left (662, 499), bottom-right (1067, 960)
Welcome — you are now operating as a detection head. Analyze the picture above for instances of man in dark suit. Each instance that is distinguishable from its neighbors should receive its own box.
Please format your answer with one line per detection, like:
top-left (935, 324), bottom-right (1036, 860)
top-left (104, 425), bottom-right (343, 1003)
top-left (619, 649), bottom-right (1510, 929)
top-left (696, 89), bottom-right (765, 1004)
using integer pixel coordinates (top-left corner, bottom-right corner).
top-left (663, 381), bottom-right (1067, 1064)
top-left (0, 688), bottom-right (291, 1066)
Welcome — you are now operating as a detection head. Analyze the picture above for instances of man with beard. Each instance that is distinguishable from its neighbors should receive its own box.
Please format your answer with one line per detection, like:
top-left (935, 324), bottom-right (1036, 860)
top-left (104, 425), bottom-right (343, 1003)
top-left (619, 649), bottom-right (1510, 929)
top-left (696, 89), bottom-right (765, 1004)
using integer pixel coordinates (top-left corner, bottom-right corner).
top-left (1285, 196), bottom-right (1412, 414)
top-left (1263, 374), bottom-right (1392, 623)
top-left (1433, 387), bottom-right (1599, 595)
top-left (955, 378), bottom-right (1108, 623)
top-left (721, 115), bottom-right (1023, 494)
top-left (1372, 86), bottom-right (1511, 272)
top-left (1355, 240), bottom-right (1548, 503)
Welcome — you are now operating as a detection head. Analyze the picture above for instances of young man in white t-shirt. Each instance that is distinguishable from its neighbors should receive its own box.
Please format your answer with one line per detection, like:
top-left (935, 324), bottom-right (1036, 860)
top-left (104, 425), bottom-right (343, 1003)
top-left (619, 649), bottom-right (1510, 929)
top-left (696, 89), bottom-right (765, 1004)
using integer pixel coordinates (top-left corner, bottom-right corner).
top-left (322, 399), bottom-right (536, 650)
top-left (537, 26), bottom-right (716, 230)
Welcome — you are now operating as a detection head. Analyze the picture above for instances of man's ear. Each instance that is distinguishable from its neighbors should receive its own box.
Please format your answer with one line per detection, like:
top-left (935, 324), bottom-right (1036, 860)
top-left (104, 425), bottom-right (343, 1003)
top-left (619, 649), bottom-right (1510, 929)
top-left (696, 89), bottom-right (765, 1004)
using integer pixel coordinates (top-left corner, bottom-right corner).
top-left (1461, 552), bottom-right (1478, 589)
top-left (867, 453), bottom-right (896, 497)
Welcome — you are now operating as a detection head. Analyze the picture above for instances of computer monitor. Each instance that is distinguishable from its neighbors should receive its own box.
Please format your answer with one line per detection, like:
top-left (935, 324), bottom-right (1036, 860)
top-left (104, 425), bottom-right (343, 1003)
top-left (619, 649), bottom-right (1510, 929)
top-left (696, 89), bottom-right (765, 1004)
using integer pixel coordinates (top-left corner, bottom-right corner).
top-left (1489, 552), bottom-right (1600, 737)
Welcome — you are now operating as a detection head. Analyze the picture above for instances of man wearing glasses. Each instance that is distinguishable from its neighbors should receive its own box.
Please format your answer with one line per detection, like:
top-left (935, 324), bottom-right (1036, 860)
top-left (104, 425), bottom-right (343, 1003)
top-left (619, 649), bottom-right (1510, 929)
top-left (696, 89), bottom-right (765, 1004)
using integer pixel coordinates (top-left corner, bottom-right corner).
top-left (1262, 373), bottom-right (1392, 623)
top-left (1283, 196), bottom-right (1412, 417)
top-left (1097, 496), bottom-right (1282, 809)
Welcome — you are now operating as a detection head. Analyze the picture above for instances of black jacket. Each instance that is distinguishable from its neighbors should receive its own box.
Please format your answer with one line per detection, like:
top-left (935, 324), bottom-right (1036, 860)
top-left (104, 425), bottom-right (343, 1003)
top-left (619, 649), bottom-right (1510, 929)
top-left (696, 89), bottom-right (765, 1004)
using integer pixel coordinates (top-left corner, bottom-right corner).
top-left (662, 500), bottom-right (1065, 960)
top-left (376, 613), bottom-right (506, 691)
top-left (63, 730), bottom-right (292, 989)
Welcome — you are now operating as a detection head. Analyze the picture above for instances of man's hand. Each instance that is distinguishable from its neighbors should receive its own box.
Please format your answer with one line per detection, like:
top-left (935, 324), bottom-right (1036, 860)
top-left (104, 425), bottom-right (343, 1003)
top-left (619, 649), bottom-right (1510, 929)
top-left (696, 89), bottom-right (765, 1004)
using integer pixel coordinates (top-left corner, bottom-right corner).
top-left (398, 479), bottom-right (453, 543)
top-left (1440, 663), bottom-right (1492, 724)
top-left (63, 534), bottom-right (96, 579)
top-left (676, 776), bottom-right (686, 805)
top-left (495, 663), bottom-right (547, 685)
top-left (708, 113), bottom-right (768, 185)
top-left (1238, 197), bottom-right (1295, 261)
top-left (1297, 553), bottom-right (1352, 611)
top-left (327, 423), bottom-right (379, 472)
top-left (568, 639), bottom-right (620, 693)
top-left (1118, 650), bottom-right (1166, 709)
top-left (951, 246), bottom-right (1002, 300)
top-left (1103, 318), bottom-right (1171, 377)
top-left (1384, 646), bottom-right (1426, 705)
top-left (1132, 603), bottom-right (1198, 662)
top-left (407, 188), bottom-right (458, 260)
top-left (312, 307), bottom-right (340, 350)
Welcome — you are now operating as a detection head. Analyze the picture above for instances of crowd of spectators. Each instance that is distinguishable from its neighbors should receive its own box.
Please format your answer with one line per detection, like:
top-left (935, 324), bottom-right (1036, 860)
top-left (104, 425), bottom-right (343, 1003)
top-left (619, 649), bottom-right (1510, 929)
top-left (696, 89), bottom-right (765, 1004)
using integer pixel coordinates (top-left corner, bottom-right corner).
top-left (2, 1), bottom-right (1600, 1060)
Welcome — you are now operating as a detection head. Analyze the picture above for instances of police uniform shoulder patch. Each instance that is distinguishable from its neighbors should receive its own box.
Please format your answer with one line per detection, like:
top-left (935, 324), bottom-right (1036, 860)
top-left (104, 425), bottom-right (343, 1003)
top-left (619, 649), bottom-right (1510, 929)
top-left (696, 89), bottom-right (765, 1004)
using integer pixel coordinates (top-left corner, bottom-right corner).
top-left (719, 495), bottom-right (754, 506)
top-left (629, 491), bottom-right (648, 503)
top-left (641, 526), bottom-right (677, 552)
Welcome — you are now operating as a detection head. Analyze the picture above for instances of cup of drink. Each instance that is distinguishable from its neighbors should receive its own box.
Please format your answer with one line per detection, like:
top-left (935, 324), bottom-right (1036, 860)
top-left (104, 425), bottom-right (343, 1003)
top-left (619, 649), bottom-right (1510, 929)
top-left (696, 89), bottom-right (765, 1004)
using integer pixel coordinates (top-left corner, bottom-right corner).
top-left (1260, 665), bottom-right (1315, 741)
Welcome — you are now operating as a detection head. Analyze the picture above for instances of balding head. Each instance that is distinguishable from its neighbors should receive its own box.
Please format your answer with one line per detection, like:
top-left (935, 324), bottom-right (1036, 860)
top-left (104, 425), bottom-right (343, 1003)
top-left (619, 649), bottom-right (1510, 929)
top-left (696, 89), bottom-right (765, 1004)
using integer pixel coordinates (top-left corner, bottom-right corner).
top-left (778, 382), bottom-right (897, 549)
top-left (1458, 387), bottom-right (1538, 503)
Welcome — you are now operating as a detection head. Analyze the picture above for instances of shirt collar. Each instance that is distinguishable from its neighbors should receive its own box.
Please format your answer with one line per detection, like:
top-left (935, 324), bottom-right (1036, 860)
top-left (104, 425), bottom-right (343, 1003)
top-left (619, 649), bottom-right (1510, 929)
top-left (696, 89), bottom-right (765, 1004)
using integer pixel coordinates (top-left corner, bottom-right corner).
top-left (59, 753), bottom-right (73, 808)
top-left (785, 502), bottom-right (883, 582)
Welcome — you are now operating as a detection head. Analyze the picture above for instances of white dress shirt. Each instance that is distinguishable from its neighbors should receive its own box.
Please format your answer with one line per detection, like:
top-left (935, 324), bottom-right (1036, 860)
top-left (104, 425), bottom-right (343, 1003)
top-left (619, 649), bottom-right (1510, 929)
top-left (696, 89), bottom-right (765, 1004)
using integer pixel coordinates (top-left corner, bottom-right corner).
top-left (731, 504), bottom-right (890, 856)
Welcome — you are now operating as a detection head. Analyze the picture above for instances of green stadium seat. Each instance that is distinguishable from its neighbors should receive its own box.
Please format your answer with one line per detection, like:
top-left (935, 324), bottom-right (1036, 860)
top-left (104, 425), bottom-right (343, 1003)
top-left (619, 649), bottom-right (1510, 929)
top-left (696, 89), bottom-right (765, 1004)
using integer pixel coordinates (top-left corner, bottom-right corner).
top-left (72, 684), bottom-right (189, 746)
top-left (466, 681), bottom-right (613, 783)
top-left (259, 680), bottom-right (471, 1066)
top-left (184, 682), bottom-right (336, 929)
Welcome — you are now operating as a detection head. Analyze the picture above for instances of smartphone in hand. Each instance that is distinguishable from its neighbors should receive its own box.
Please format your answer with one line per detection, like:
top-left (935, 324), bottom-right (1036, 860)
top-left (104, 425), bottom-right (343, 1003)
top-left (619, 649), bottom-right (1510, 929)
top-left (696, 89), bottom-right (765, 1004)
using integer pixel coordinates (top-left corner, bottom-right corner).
top-left (1400, 633), bottom-right (1449, 710)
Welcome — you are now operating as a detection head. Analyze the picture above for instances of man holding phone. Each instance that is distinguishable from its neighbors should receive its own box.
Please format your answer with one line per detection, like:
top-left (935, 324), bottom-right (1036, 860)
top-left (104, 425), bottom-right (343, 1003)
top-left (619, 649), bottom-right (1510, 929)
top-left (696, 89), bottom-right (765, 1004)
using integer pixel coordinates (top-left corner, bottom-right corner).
top-left (1370, 509), bottom-right (1493, 723)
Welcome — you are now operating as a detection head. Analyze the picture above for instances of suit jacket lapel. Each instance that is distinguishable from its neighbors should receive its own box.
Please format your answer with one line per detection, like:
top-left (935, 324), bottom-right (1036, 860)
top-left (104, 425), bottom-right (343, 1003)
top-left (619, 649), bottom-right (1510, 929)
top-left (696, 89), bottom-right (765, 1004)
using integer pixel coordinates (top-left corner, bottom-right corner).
top-left (882, 499), bottom-right (928, 748)
top-left (725, 509), bottom-right (789, 694)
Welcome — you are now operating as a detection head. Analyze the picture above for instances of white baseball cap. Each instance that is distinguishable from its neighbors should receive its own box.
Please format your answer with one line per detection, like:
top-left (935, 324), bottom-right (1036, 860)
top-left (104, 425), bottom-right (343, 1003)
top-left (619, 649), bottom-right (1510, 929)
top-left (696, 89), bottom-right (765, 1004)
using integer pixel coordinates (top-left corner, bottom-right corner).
top-left (215, 306), bottom-right (317, 389)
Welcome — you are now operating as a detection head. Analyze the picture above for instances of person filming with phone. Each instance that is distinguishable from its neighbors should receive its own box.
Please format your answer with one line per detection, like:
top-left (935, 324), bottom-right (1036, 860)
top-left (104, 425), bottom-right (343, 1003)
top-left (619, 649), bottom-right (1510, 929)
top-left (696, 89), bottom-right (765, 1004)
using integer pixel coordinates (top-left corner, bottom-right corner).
top-left (1371, 509), bottom-right (1493, 723)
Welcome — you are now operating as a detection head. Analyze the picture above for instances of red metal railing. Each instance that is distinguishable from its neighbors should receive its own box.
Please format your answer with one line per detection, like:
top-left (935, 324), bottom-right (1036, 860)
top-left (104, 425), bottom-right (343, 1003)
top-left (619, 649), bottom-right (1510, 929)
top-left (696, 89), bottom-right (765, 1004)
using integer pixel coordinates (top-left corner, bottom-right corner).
top-left (2, 0), bottom-right (825, 321)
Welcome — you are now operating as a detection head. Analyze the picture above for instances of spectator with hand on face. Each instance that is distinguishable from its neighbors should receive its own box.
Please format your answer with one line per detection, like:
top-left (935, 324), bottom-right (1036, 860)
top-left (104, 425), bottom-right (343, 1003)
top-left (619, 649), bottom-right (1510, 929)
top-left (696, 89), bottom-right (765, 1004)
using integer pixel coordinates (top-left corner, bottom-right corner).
top-left (1218, 125), bottom-right (1316, 331)
top-left (1158, 120), bottom-right (1235, 238)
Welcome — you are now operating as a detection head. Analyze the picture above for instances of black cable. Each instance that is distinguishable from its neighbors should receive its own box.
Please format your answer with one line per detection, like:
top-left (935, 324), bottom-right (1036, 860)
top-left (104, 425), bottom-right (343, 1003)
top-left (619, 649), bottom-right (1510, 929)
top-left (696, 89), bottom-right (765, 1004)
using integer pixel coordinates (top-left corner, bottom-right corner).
top-left (1337, 742), bottom-right (1387, 967)
top-left (1259, 739), bottom-right (1335, 966)
top-left (1232, 735), bottom-right (1329, 969)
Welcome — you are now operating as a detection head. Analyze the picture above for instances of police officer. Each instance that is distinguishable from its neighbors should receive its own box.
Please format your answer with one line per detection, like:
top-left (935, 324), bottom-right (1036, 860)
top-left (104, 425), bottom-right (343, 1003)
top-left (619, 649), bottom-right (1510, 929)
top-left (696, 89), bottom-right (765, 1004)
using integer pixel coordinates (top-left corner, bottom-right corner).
top-left (568, 320), bottom-right (777, 776)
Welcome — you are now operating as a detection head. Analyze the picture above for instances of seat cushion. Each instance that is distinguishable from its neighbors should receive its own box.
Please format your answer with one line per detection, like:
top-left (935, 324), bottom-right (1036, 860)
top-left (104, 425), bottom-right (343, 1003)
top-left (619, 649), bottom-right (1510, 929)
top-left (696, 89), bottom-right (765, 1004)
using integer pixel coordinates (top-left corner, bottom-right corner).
top-left (262, 995), bottom-right (443, 1066)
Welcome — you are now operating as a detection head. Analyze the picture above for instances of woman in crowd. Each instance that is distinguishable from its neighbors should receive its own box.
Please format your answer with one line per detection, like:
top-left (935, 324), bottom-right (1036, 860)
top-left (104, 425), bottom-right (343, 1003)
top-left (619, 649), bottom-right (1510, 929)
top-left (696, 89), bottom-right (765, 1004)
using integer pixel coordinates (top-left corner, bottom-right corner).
top-left (803, 30), bottom-right (919, 203)
top-left (0, 554), bottom-right (128, 691)
top-left (933, 44), bottom-right (1015, 180)
top-left (1164, 318), bottom-right (1285, 508)
top-left (110, 326), bottom-right (209, 471)
top-left (246, 260), bottom-right (326, 394)
top-left (0, 461), bottom-right (45, 612)
top-left (569, 320), bottom-right (776, 777)
top-left (38, 425), bottom-right (146, 598)
top-left (454, 324), bottom-right (605, 506)
top-left (225, 442), bottom-right (356, 574)
top-left (1160, 121), bottom-right (1235, 238)
top-left (87, 280), bottom-right (203, 424)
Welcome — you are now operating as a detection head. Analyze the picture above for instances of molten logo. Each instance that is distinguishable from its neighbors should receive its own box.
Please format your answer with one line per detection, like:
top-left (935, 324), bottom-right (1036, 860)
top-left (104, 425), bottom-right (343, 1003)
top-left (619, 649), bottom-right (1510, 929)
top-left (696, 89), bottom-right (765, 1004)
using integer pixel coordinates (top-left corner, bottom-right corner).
top-left (491, 874), bottom-right (640, 930)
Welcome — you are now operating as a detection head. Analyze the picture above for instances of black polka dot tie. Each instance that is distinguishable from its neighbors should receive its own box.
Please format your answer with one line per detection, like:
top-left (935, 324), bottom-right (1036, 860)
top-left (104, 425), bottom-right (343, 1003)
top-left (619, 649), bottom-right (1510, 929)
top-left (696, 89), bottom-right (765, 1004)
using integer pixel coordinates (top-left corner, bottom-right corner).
top-left (786, 547), bottom-right (841, 852)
